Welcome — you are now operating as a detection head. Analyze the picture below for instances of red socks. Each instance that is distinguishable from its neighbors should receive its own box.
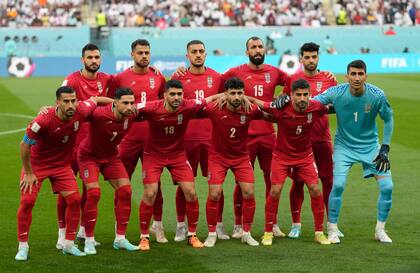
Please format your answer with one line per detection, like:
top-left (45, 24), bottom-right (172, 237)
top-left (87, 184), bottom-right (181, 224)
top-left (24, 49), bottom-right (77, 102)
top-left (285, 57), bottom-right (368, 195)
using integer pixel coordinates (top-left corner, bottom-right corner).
top-left (186, 200), bottom-right (199, 233)
top-left (83, 188), bottom-right (101, 237)
top-left (175, 186), bottom-right (186, 223)
top-left (265, 194), bottom-right (279, 232)
top-left (153, 183), bottom-right (163, 222)
top-left (217, 191), bottom-right (224, 223)
top-left (206, 197), bottom-right (219, 232)
top-left (289, 181), bottom-right (305, 223)
top-left (139, 201), bottom-right (153, 235)
top-left (115, 185), bottom-right (132, 236)
top-left (321, 177), bottom-right (333, 214)
top-left (56, 194), bottom-right (66, 229)
top-left (242, 198), bottom-right (255, 232)
top-left (64, 192), bottom-right (81, 240)
top-left (233, 184), bottom-right (242, 225)
top-left (17, 192), bottom-right (38, 242)
top-left (310, 194), bottom-right (325, 232)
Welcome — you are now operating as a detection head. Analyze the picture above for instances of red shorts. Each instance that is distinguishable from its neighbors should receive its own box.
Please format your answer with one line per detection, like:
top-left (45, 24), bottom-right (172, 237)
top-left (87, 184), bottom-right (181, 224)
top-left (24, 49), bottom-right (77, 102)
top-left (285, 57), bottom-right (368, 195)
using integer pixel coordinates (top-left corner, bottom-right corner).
top-left (118, 137), bottom-right (145, 177)
top-left (142, 152), bottom-right (194, 184)
top-left (208, 154), bottom-right (254, 185)
top-left (247, 134), bottom-right (275, 174)
top-left (271, 154), bottom-right (319, 185)
top-left (78, 153), bottom-right (129, 184)
top-left (312, 141), bottom-right (333, 180)
top-left (184, 139), bottom-right (211, 177)
top-left (20, 164), bottom-right (78, 194)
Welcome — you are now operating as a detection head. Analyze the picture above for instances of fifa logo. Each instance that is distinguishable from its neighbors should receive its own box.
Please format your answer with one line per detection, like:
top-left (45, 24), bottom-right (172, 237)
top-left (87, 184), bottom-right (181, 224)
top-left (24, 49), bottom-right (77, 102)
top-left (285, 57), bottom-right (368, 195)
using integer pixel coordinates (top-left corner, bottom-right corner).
top-left (177, 114), bottom-right (183, 125)
top-left (316, 82), bottom-right (322, 93)
top-left (123, 119), bottom-right (128, 129)
top-left (150, 78), bottom-right (155, 89)
top-left (207, 76), bottom-right (213, 88)
top-left (74, 121), bottom-right (79, 131)
top-left (307, 113), bottom-right (313, 123)
top-left (240, 114), bottom-right (246, 124)
top-left (364, 104), bottom-right (372, 113)
top-left (97, 82), bottom-right (103, 94)
top-left (265, 73), bottom-right (271, 83)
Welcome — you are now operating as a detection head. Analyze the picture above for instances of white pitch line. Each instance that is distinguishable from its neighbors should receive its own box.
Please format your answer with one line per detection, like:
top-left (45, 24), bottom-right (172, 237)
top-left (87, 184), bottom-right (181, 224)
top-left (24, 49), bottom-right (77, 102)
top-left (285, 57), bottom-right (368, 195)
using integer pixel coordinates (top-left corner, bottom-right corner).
top-left (0, 112), bottom-right (34, 136)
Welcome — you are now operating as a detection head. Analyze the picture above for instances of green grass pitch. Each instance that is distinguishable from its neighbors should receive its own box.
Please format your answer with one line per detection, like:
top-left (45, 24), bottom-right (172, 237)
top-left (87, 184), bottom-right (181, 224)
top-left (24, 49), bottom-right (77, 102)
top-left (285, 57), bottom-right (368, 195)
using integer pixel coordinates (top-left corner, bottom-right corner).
top-left (0, 74), bottom-right (420, 273)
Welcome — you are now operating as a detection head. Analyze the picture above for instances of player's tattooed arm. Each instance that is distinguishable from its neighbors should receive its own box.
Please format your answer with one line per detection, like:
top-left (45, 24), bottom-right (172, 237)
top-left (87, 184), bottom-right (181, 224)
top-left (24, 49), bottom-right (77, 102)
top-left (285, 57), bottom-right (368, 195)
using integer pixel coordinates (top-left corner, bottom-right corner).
top-left (19, 141), bottom-right (38, 194)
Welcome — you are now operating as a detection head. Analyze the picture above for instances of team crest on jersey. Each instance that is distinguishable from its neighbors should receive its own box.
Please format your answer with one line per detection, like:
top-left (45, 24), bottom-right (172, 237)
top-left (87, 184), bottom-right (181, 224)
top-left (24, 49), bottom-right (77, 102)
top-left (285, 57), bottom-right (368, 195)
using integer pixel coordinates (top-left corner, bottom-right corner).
top-left (364, 104), bottom-right (372, 113)
top-left (177, 114), bottom-right (183, 125)
top-left (74, 121), bottom-right (79, 131)
top-left (150, 78), bottom-right (155, 89)
top-left (307, 113), bottom-right (313, 123)
top-left (240, 114), bottom-right (246, 124)
top-left (97, 82), bottom-right (103, 94)
top-left (207, 76), bottom-right (213, 88)
top-left (316, 82), bottom-right (322, 93)
top-left (265, 73), bottom-right (271, 83)
top-left (84, 169), bottom-right (89, 178)
top-left (123, 119), bottom-right (129, 129)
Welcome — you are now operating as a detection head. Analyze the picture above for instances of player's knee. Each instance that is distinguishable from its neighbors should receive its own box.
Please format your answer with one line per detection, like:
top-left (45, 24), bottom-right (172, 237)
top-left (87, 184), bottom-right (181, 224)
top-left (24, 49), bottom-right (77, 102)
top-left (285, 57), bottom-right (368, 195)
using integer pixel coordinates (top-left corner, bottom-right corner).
top-left (87, 188), bottom-right (101, 203)
top-left (118, 185), bottom-right (132, 200)
top-left (209, 190), bottom-right (221, 201)
top-left (183, 188), bottom-right (197, 202)
top-left (269, 185), bottom-right (282, 198)
top-left (20, 195), bottom-right (37, 210)
top-left (65, 192), bottom-right (81, 209)
top-left (332, 176), bottom-right (346, 195)
top-left (242, 188), bottom-right (254, 199)
top-left (379, 178), bottom-right (393, 199)
top-left (308, 185), bottom-right (322, 197)
top-left (144, 189), bottom-right (157, 203)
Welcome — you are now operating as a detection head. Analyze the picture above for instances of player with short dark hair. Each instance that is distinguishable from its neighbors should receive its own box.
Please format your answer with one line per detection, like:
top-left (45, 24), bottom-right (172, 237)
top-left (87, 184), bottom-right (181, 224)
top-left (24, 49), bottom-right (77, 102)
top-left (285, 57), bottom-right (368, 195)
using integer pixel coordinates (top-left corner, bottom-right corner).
top-left (136, 79), bottom-right (223, 251)
top-left (249, 79), bottom-right (331, 246)
top-left (15, 87), bottom-right (111, 261)
top-left (313, 60), bottom-right (394, 244)
top-left (111, 39), bottom-right (168, 244)
top-left (282, 42), bottom-right (338, 239)
top-left (77, 87), bottom-right (140, 255)
top-left (201, 77), bottom-right (269, 247)
top-left (57, 43), bottom-right (113, 248)
top-left (171, 40), bottom-right (229, 242)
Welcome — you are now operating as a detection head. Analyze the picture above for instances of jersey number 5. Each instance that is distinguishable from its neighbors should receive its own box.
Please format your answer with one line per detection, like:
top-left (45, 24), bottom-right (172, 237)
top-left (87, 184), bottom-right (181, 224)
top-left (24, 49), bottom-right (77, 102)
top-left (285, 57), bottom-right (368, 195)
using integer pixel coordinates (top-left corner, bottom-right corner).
top-left (296, 125), bottom-right (302, 135)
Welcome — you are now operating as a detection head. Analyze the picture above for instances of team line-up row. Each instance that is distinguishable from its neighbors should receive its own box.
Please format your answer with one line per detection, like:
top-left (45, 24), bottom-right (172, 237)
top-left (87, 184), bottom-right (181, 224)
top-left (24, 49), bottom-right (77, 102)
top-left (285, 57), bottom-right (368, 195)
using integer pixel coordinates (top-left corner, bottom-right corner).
top-left (14, 37), bottom-right (394, 261)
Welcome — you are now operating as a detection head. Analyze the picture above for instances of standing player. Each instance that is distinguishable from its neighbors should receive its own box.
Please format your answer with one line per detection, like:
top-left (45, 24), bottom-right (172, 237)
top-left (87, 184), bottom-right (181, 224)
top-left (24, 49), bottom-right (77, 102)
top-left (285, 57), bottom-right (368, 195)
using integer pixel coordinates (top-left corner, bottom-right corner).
top-left (282, 42), bottom-right (338, 239)
top-left (136, 79), bottom-right (222, 251)
top-left (312, 60), bottom-right (394, 244)
top-left (111, 39), bottom-right (167, 243)
top-left (222, 36), bottom-right (289, 238)
top-left (249, 79), bottom-right (331, 246)
top-left (57, 43), bottom-right (113, 248)
top-left (171, 40), bottom-right (229, 242)
top-left (202, 77), bottom-right (268, 247)
top-left (15, 86), bottom-right (109, 261)
top-left (78, 88), bottom-right (140, 255)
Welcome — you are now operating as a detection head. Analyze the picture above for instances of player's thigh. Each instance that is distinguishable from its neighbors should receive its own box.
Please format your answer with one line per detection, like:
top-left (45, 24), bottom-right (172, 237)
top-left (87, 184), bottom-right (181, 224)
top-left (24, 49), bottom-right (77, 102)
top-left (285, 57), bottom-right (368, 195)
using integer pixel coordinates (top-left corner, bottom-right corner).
top-left (270, 156), bottom-right (289, 185)
top-left (184, 140), bottom-right (200, 177)
top-left (294, 161), bottom-right (319, 186)
top-left (312, 141), bottom-right (333, 179)
top-left (102, 157), bottom-right (129, 183)
top-left (361, 145), bottom-right (392, 178)
top-left (142, 153), bottom-right (164, 184)
top-left (247, 135), bottom-right (259, 166)
top-left (255, 134), bottom-right (275, 173)
top-left (78, 158), bottom-right (101, 185)
top-left (199, 140), bottom-right (211, 177)
top-left (232, 157), bottom-right (255, 184)
top-left (49, 166), bottom-right (79, 193)
top-left (119, 138), bottom-right (143, 168)
top-left (168, 154), bottom-right (195, 183)
top-left (207, 156), bottom-right (228, 185)
top-left (333, 145), bottom-right (357, 177)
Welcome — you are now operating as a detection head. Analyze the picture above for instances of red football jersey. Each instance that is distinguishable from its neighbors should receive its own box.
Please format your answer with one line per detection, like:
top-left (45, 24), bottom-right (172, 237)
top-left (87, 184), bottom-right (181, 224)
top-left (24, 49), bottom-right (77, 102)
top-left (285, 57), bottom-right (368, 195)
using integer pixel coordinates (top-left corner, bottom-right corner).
top-left (172, 67), bottom-right (223, 141)
top-left (137, 99), bottom-right (206, 156)
top-left (222, 64), bottom-right (288, 136)
top-left (201, 102), bottom-right (263, 160)
top-left (262, 100), bottom-right (327, 162)
top-left (79, 104), bottom-right (136, 162)
top-left (62, 71), bottom-right (114, 147)
top-left (283, 71), bottom-right (337, 143)
top-left (111, 67), bottom-right (166, 142)
top-left (25, 100), bottom-right (96, 167)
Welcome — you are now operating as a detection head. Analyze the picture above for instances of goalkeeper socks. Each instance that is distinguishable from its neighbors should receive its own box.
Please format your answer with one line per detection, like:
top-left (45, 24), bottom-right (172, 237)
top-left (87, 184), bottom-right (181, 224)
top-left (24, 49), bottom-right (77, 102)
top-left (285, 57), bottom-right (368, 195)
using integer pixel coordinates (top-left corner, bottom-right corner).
top-left (17, 192), bottom-right (38, 242)
top-left (64, 192), bottom-right (81, 241)
top-left (186, 199), bottom-right (199, 233)
top-left (83, 188), bottom-right (101, 237)
top-left (153, 182), bottom-right (163, 222)
top-left (321, 176), bottom-right (333, 213)
top-left (328, 175), bottom-right (347, 224)
top-left (233, 184), bottom-right (243, 225)
top-left (265, 194), bottom-right (279, 232)
top-left (217, 191), bottom-right (224, 223)
top-left (289, 180), bottom-right (305, 224)
top-left (57, 194), bottom-right (67, 229)
top-left (206, 197), bottom-right (219, 232)
top-left (139, 200), bottom-right (153, 235)
top-left (377, 177), bottom-right (393, 222)
top-left (242, 197), bottom-right (256, 233)
top-left (116, 185), bottom-right (132, 236)
top-left (175, 186), bottom-right (186, 223)
top-left (310, 194), bottom-right (325, 232)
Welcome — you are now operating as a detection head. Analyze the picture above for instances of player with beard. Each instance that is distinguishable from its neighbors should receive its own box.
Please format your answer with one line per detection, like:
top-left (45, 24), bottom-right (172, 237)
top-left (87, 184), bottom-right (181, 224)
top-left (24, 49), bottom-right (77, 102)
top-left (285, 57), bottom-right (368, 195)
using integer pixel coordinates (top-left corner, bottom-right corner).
top-left (282, 43), bottom-right (338, 239)
top-left (171, 40), bottom-right (229, 242)
top-left (222, 37), bottom-right (289, 239)
top-left (56, 43), bottom-right (113, 249)
top-left (110, 39), bottom-right (168, 244)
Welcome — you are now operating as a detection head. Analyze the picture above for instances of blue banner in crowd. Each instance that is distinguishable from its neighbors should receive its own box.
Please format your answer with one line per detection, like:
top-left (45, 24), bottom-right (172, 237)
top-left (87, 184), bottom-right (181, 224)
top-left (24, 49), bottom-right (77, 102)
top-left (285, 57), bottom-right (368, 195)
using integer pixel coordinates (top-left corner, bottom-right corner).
top-left (0, 53), bottom-right (420, 78)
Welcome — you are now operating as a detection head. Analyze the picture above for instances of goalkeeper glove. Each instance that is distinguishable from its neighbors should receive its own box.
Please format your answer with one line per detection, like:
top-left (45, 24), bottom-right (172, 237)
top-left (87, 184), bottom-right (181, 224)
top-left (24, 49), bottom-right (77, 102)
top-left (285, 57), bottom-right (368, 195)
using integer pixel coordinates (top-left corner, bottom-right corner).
top-left (271, 94), bottom-right (290, 110)
top-left (373, 144), bottom-right (390, 172)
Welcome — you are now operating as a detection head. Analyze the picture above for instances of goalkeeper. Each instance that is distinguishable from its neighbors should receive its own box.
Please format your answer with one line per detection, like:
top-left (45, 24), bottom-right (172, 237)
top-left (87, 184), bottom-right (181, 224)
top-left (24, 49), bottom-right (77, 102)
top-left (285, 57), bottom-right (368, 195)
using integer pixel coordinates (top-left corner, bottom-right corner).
top-left (273, 60), bottom-right (394, 244)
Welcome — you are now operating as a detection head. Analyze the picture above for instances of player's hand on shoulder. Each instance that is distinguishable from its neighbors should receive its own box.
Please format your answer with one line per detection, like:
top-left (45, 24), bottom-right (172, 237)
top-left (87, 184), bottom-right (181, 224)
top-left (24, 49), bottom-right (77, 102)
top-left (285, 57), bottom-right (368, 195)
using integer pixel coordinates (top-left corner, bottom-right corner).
top-left (242, 96), bottom-right (253, 113)
top-left (149, 65), bottom-right (162, 75)
top-left (321, 70), bottom-right (337, 82)
top-left (216, 93), bottom-right (227, 109)
top-left (373, 144), bottom-right (391, 172)
top-left (20, 173), bottom-right (38, 194)
top-left (173, 66), bottom-right (187, 77)
top-left (271, 94), bottom-right (290, 110)
top-left (38, 106), bottom-right (52, 115)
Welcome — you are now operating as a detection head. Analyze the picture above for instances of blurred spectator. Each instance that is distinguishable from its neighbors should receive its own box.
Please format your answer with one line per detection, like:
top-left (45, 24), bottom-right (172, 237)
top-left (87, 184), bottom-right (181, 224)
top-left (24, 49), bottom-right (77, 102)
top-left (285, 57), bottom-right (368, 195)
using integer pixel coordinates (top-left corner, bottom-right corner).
top-left (360, 47), bottom-right (370, 54)
top-left (285, 27), bottom-right (293, 37)
top-left (402, 47), bottom-right (409, 53)
top-left (384, 25), bottom-right (396, 35)
top-left (323, 35), bottom-right (337, 54)
top-left (96, 9), bottom-right (107, 39)
top-left (213, 49), bottom-right (224, 55)
top-left (4, 36), bottom-right (17, 57)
